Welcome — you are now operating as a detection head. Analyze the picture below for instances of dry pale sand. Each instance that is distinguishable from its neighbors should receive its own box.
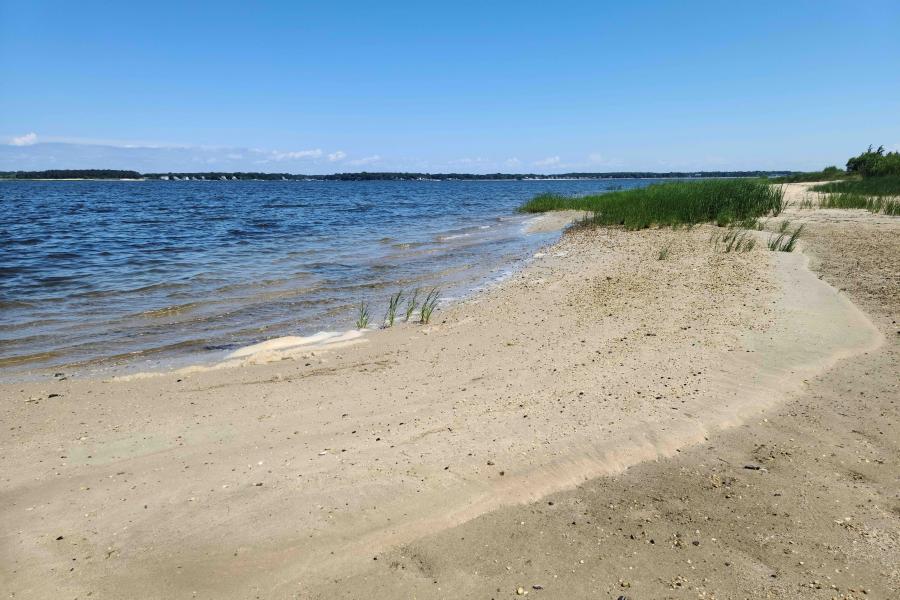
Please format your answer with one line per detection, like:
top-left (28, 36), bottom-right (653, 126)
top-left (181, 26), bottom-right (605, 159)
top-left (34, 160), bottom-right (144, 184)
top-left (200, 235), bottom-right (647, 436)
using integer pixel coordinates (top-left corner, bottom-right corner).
top-left (1, 184), bottom-right (897, 599)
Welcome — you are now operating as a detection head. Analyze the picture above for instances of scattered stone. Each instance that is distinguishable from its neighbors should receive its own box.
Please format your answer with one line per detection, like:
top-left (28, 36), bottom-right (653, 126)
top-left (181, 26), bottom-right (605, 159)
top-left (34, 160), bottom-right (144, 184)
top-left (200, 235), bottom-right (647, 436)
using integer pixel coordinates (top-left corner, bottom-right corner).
top-left (532, 584), bottom-right (544, 590)
top-left (55, 535), bottom-right (64, 541)
top-left (743, 464), bottom-right (762, 470)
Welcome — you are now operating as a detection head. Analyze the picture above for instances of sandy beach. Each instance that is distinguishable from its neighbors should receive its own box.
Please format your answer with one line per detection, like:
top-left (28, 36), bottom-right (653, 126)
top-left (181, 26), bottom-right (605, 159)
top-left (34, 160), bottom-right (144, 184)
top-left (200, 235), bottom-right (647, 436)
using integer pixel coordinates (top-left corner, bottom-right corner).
top-left (2, 184), bottom-right (898, 599)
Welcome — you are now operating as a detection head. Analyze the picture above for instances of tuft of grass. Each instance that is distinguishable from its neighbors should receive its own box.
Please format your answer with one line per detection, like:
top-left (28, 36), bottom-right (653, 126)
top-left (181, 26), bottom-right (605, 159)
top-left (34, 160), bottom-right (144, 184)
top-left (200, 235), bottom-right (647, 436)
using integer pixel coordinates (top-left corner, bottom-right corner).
top-left (355, 301), bottom-right (370, 329)
top-left (657, 246), bottom-right (670, 260)
top-left (383, 290), bottom-right (403, 328)
top-left (712, 226), bottom-right (756, 253)
top-left (767, 224), bottom-right (803, 252)
top-left (769, 185), bottom-right (788, 216)
top-left (420, 288), bottom-right (440, 324)
top-left (404, 289), bottom-right (420, 322)
top-left (520, 179), bottom-right (787, 230)
top-left (798, 193), bottom-right (817, 209)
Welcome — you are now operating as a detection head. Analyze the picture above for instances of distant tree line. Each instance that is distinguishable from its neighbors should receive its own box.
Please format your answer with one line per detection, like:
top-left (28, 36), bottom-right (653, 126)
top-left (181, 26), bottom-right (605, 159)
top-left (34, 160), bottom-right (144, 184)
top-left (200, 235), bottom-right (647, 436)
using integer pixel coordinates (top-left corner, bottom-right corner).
top-left (142, 170), bottom-right (792, 181)
top-left (1, 169), bottom-right (142, 179)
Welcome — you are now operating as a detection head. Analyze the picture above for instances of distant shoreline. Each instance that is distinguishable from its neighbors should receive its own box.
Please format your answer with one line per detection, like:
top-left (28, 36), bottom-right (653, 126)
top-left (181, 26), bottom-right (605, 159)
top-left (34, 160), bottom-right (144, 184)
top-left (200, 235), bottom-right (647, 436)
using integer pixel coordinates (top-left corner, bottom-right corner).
top-left (1, 169), bottom-right (793, 182)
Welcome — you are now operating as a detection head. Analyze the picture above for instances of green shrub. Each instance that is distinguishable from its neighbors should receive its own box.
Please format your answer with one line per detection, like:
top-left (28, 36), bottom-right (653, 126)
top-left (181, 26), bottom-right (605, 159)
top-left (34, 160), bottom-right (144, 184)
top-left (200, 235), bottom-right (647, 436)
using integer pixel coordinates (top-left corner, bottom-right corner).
top-left (846, 145), bottom-right (900, 177)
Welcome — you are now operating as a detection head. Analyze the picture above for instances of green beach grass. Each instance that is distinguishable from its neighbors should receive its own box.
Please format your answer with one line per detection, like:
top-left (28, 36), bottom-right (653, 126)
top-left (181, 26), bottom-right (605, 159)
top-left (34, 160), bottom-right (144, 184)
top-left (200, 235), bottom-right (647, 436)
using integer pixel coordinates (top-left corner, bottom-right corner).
top-left (519, 179), bottom-right (786, 230)
top-left (811, 175), bottom-right (900, 197)
top-left (811, 176), bottom-right (900, 216)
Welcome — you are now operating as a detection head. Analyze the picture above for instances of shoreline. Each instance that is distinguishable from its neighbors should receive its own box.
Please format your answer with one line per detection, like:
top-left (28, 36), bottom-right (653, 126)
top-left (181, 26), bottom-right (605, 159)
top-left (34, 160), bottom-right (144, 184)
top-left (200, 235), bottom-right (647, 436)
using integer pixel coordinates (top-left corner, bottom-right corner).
top-left (1, 184), bottom-right (897, 597)
top-left (0, 211), bottom-right (584, 384)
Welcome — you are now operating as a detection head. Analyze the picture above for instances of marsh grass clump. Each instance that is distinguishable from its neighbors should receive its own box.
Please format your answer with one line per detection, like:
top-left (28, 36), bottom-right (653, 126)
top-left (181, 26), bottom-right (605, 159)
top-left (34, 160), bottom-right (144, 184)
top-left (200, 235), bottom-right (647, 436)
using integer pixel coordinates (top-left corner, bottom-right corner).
top-left (404, 289), bottom-right (420, 322)
top-left (521, 179), bottom-right (786, 230)
top-left (420, 288), bottom-right (440, 324)
top-left (811, 175), bottom-right (900, 215)
top-left (769, 185), bottom-right (788, 216)
top-left (355, 301), bottom-right (370, 329)
top-left (518, 192), bottom-right (594, 213)
top-left (815, 191), bottom-right (900, 216)
top-left (383, 290), bottom-right (404, 327)
top-left (798, 193), bottom-right (818, 209)
top-left (712, 226), bottom-right (756, 253)
top-left (767, 224), bottom-right (804, 252)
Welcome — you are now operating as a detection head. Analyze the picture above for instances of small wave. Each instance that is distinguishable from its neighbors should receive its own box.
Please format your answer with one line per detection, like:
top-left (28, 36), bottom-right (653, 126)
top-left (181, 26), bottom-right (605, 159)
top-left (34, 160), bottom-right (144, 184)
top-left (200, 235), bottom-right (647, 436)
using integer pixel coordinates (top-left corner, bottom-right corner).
top-left (0, 266), bottom-right (31, 276)
top-left (137, 302), bottom-right (202, 318)
top-left (0, 349), bottom-right (63, 368)
top-left (0, 299), bottom-right (34, 309)
top-left (69, 280), bottom-right (192, 299)
top-left (390, 241), bottom-right (429, 250)
top-left (6, 237), bottom-right (42, 247)
top-left (437, 233), bottom-right (473, 241)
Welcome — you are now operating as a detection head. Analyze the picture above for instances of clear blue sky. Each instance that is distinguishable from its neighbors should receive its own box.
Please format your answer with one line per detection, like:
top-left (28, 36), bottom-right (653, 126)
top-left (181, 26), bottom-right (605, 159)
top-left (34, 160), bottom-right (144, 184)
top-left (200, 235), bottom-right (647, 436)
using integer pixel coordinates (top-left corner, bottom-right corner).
top-left (1, 0), bottom-right (898, 173)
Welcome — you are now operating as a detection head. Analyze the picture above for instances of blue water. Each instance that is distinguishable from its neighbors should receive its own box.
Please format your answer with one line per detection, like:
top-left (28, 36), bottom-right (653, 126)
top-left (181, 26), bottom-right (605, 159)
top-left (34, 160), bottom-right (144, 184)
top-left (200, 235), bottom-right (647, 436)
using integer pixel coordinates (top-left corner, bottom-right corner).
top-left (0, 178), bottom-right (659, 376)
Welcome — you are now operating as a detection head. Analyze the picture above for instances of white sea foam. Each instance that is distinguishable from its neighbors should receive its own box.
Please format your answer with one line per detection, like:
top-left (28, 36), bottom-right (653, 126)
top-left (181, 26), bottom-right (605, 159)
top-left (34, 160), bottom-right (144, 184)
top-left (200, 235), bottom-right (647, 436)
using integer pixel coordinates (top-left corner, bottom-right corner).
top-left (225, 330), bottom-right (366, 359)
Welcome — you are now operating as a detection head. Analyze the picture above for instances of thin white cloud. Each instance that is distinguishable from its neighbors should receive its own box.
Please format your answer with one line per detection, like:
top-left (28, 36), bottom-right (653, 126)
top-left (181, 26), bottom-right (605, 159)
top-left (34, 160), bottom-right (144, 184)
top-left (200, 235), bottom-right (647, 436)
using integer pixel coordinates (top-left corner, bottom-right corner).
top-left (533, 156), bottom-right (561, 167)
top-left (270, 149), bottom-right (323, 161)
top-left (327, 150), bottom-right (346, 162)
top-left (448, 157), bottom-right (489, 166)
top-left (9, 132), bottom-right (38, 146)
top-left (347, 155), bottom-right (381, 166)
top-left (505, 157), bottom-right (521, 167)
top-left (586, 153), bottom-right (624, 168)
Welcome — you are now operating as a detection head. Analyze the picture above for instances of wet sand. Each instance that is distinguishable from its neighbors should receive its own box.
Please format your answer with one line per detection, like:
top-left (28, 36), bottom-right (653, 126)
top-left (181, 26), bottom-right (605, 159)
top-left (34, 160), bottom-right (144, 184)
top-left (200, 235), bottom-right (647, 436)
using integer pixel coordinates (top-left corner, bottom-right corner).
top-left (1, 184), bottom-right (897, 598)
